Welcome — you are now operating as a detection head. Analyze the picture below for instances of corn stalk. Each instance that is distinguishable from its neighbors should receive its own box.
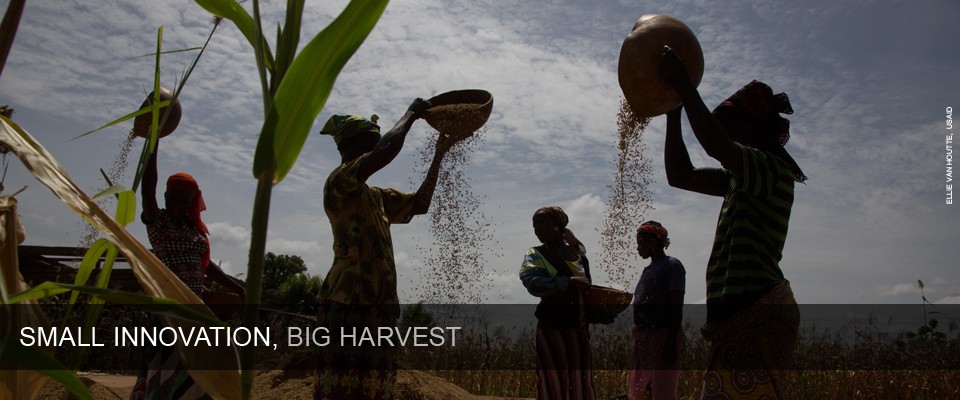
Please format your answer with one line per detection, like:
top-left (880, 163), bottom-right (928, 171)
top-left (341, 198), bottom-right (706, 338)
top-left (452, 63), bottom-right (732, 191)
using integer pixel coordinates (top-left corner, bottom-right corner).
top-left (194, 1), bottom-right (389, 397)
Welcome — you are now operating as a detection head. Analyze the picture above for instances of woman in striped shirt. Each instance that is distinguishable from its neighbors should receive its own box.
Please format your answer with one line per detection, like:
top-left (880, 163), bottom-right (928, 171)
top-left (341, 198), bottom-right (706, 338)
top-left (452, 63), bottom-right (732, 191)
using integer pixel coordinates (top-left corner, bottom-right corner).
top-left (657, 46), bottom-right (806, 400)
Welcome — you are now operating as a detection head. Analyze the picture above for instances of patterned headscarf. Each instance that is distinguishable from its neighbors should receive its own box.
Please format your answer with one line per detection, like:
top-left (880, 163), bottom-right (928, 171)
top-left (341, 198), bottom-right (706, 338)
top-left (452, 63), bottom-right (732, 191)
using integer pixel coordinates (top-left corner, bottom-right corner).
top-left (637, 220), bottom-right (670, 249)
top-left (319, 114), bottom-right (380, 146)
top-left (166, 173), bottom-right (210, 269)
top-left (535, 206), bottom-right (569, 228)
top-left (713, 80), bottom-right (807, 183)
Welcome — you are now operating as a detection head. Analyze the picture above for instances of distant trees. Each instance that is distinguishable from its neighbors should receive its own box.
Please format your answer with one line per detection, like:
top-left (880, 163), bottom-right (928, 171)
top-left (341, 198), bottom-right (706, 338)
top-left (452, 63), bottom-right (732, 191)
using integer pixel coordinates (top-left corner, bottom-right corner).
top-left (262, 252), bottom-right (321, 314)
top-left (263, 252), bottom-right (307, 289)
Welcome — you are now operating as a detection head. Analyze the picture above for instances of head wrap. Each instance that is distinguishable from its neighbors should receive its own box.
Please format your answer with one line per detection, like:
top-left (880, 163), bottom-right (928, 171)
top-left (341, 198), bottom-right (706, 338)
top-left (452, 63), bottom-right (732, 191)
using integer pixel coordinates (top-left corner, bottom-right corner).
top-left (637, 220), bottom-right (670, 249)
top-left (534, 206), bottom-right (569, 229)
top-left (319, 114), bottom-right (380, 146)
top-left (166, 173), bottom-right (210, 270)
top-left (713, 80), bottom-right (807, 183)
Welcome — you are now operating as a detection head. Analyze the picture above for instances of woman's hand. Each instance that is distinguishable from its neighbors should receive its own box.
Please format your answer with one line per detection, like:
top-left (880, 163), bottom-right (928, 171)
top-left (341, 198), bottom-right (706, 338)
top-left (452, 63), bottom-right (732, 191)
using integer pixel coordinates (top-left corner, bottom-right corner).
top-left (563, 228), bottom-right (587, 255)
top-left (657, 46), bottom-right (692, 91)
top-left (408, 97), bottom-right (432, 119)
top-left (569, 276), bottom-right (591, 289)
top-left (435, 132), bottom-right (457, 155)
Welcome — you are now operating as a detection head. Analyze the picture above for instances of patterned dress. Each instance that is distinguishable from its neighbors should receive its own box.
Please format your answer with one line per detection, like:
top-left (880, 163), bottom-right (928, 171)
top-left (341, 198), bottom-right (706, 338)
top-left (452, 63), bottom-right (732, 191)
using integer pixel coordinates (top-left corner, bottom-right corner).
top-left (315, 156), bottom-right (417, 400)
top-left (131, 209), bottom-right (210, 400)
top-left (519, 245), bottom-right (596, 400)
top-left (700, 144), bottom-right (800, 400)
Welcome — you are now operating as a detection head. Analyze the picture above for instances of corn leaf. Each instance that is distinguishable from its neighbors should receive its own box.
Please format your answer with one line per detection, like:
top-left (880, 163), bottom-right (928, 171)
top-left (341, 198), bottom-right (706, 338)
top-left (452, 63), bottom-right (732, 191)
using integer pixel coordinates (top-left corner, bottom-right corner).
top-left (71, 100), bottom-right (170, 140)
top-left (273, 0), bottom-right (304, 90)
top-left (65, 238), bottom-right (118, 369)
top-left (123, 46), bottom-right (203, 62)
top-left (0, 339), bottom-right (91, 400)
top-left (10, 282), bottom-right (223, 326)
top-left (253, 0), bottom-right (389, 183)
top-left (0, 116), bottom-right (241, 399)
top-left (113, 190), bottom-right (137, 227)
top-left (65, 238), bottom-right (113, 310)
top-left (0, 196), bottom-right (57, 399)
top-left (194, 0), bottom-right (275, 72)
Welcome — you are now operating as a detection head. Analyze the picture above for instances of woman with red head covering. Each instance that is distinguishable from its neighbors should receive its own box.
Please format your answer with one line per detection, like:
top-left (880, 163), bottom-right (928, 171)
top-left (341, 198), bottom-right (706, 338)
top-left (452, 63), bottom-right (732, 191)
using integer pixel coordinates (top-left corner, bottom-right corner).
top-left (657, 46), bottom-right (802, 400)
top-left (132, 138), bottom-right (243, 400)
top-left (629, 221), bottom-right (685, 400)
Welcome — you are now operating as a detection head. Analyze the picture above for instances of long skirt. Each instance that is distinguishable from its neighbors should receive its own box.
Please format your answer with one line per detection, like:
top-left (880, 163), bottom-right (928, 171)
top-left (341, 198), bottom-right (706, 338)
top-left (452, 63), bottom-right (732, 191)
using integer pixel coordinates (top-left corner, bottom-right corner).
top-left (699, 281), bottom-right (800, 400)
top-left (535, 324), bottom-right (595, 400)
top-left (129, 343), bottom-right (211, 400)
top-left (629, 326), bottom-right (684, 400)
top-left (314, 303), bottom-right (398, 400)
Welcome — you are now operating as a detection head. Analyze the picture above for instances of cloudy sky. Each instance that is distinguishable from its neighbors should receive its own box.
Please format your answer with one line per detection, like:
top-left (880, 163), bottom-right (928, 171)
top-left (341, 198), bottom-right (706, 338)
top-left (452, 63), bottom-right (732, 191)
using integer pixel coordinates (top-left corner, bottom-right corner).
top-left (1, 0), bottom-right (957, 306)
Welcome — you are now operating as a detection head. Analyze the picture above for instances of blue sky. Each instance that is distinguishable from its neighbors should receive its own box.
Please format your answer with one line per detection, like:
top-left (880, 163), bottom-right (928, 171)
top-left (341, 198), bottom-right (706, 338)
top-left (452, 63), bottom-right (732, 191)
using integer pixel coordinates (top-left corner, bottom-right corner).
top-left (1, 0), bottom-right (958, 305)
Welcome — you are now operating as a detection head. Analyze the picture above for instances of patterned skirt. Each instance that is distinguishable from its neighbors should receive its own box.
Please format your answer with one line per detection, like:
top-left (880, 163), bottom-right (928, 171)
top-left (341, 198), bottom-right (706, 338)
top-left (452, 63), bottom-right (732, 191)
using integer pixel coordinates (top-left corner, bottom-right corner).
top-left (130, 268), bottom-right (207, 400)
top-left (314, 303), bottom-right (398, 400)
top-left (129, 341), bottom-right (211, 400)
top-left (535, 324), bottom-right (596, 400)
top-left (699, 281), bottom-right (800, 400)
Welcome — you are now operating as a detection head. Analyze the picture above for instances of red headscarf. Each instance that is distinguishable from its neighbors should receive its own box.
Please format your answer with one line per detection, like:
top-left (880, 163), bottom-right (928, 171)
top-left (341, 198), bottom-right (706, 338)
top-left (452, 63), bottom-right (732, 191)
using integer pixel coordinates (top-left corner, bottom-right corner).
top-left (166, 172), bottom-right (211, 271)
top-left (638, 220), bottom-right (670, 249)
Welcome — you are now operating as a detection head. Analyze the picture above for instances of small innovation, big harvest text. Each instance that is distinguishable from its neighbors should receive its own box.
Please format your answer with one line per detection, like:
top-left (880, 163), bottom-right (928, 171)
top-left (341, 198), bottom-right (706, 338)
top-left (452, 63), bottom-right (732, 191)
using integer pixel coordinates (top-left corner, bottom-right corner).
top-left (19, 325), bottom-right (461, 351)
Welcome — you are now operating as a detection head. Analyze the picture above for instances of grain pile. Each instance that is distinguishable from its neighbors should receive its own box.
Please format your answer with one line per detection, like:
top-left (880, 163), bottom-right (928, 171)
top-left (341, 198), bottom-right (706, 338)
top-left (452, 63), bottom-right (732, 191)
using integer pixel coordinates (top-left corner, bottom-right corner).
top-left (412, 123), bottom-right (497, 304)
top-left (599, 99), bottom-right (654, 290)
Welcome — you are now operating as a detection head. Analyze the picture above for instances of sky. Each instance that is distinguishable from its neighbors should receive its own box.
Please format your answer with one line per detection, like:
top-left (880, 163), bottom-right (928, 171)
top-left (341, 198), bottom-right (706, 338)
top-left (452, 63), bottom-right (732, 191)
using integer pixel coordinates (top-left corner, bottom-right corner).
top-left (1, 0), bottom-right (958, 306)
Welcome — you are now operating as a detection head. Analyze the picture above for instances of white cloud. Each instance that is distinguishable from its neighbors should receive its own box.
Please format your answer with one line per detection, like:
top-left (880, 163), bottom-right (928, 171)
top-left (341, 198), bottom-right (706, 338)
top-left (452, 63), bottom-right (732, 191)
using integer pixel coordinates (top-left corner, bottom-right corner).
top-left (877, 283), bottom-right (921, 298)
top-left (936, 296), bottom-right (960, 305)
top-left (207, 222), bottom-right (249, 247)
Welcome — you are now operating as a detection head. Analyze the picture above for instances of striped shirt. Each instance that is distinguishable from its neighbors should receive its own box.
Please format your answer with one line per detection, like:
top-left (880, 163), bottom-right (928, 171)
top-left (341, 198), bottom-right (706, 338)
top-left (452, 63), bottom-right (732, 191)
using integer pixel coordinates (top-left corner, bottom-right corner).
top-left (706, 143), bottom-right (794, 321)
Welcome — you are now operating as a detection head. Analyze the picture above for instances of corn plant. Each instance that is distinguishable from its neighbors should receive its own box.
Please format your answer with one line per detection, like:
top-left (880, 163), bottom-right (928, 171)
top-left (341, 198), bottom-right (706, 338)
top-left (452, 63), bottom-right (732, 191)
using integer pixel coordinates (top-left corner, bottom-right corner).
top-left (0, 7), bottom-right (241, 400)
top-left (193, 0), bottom-right (388, 397)
top-left (1, 0), bottom-right (390, 397)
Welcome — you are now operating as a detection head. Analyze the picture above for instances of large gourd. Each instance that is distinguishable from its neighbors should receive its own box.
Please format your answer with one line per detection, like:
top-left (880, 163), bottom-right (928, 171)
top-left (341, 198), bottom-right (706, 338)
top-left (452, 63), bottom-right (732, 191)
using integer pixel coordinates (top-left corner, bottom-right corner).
top-left (618, 14), bottom-right (704, 118)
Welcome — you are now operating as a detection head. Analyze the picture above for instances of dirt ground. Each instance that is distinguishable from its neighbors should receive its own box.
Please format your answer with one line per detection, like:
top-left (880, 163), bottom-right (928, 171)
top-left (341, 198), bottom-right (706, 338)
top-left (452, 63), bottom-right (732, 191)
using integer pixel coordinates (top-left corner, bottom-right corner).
top-left (36, 370), bottom-right (531, 400)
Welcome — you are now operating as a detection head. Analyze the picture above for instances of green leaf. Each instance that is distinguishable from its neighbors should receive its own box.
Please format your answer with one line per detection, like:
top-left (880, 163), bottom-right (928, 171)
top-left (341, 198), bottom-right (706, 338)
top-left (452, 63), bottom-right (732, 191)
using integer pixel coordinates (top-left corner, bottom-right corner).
top-left (114, 190), bottom-right (137, 227)
top-left (72, 100), bottom-right (170, 140)
top-left (11, 282), bottom-right (224, 327)
top-left (90, 184), bottom-right (128, 202)
top-left (0, 340), bottom-right (93, 400)
top-left (123, 46), bottom-right (203, 62)
top-left (274, 0), bottom-right (304, 86)
top-left (253, 0), bottom-right (389, 183)
top-left (194, 0), bottom-right (275, 71)
top-left (66, 238), bottom-right (114, 309)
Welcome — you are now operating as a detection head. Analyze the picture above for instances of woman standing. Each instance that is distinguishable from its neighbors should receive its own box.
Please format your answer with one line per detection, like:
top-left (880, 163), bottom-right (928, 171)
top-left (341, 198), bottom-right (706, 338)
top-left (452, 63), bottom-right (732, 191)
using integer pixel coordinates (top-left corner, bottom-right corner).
top-left (131, 138), bottom-right (240, 400)
top-left (657, 46), bottom-right (804, 399)
top-left (519, 206), bottom-right (595, 400)
top-left (630, 221), bottom-right (685, 400)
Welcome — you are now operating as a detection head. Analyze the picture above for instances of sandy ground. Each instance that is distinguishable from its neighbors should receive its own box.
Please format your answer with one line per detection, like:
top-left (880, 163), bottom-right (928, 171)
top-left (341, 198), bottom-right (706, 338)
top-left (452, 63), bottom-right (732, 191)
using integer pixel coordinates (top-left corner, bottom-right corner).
top-left (36, 370), bottom-right (531, 400)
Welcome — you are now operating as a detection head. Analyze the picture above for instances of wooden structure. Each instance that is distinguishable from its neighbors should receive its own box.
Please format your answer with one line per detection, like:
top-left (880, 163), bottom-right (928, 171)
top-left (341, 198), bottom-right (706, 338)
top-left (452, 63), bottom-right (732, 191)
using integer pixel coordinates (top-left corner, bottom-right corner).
top-left (16, 245), bottom-right (244, 293)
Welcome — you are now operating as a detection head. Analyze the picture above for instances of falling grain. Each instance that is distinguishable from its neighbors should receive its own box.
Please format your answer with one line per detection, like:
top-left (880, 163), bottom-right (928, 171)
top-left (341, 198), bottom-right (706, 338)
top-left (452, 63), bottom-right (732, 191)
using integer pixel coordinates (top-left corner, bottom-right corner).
top-left (412, 119), bottom-right (498, 304)
top-left (599, 99), bottom-right (654, 290)
top-left (78, 132), bottom-right (136, 248)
